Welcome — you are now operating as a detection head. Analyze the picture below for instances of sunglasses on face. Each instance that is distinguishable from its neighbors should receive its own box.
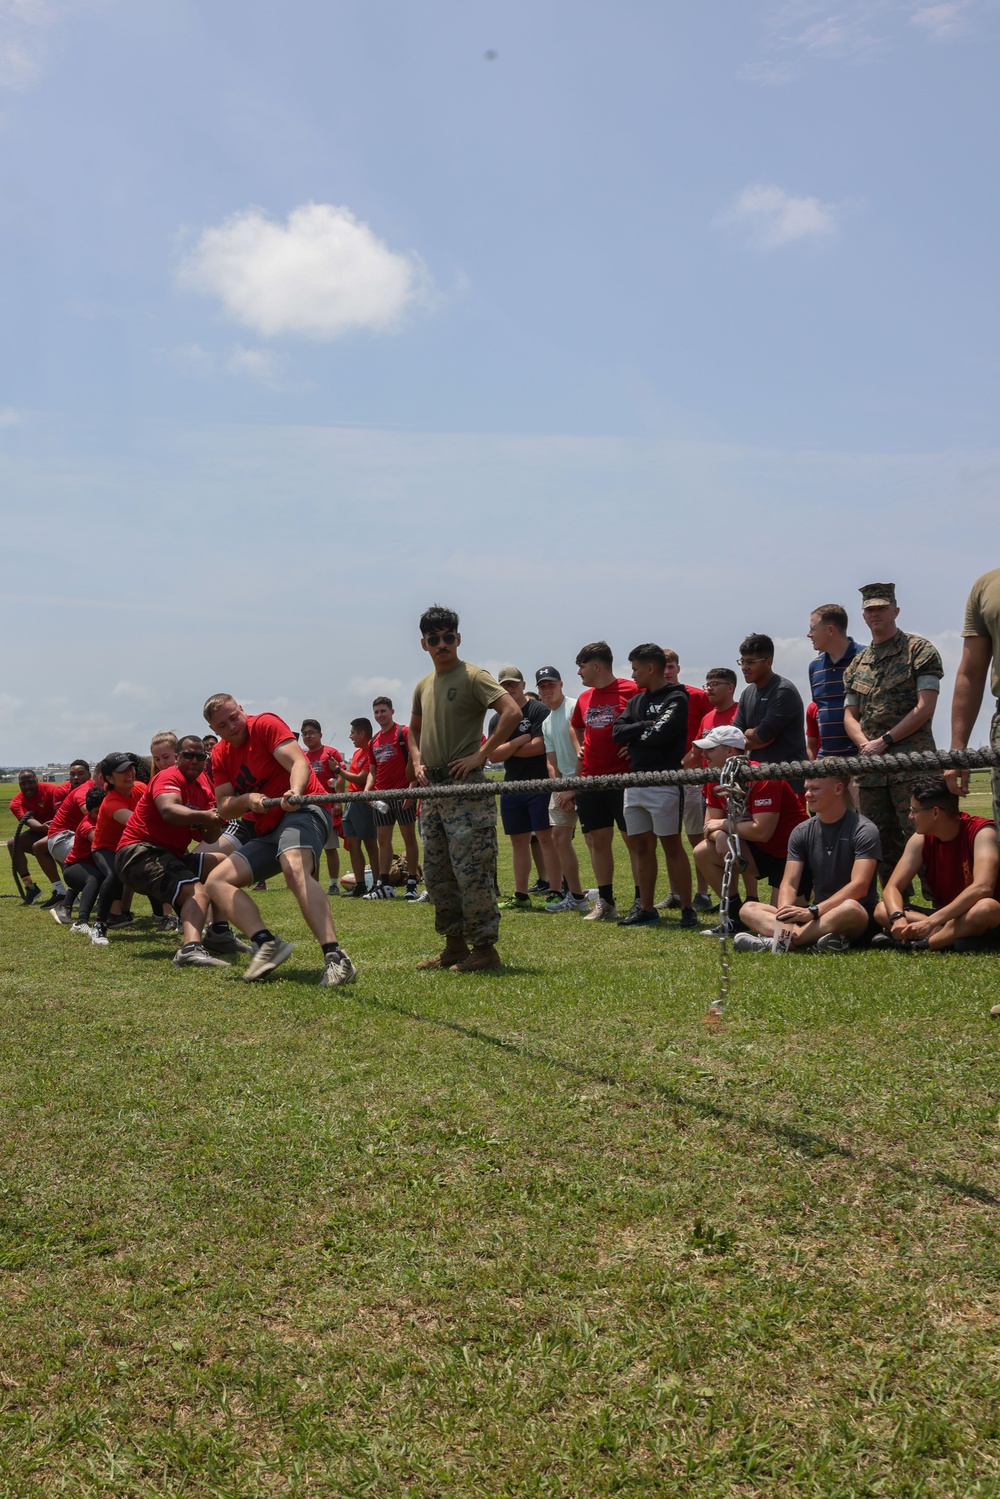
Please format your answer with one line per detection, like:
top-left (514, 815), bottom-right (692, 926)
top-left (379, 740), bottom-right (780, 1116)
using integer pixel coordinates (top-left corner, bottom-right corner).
top-left (179, 750), bottom-right (207, 761)
top-left (425, 632), bottom-right (457, 646)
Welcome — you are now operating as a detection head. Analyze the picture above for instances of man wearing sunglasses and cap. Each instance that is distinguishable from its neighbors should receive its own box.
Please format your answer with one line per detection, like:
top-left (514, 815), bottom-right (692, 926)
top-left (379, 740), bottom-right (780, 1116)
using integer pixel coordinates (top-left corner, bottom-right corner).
top-left (842, 582), bottom-right (944, 887)
top-left (409, 604), bottom-right (520, 972)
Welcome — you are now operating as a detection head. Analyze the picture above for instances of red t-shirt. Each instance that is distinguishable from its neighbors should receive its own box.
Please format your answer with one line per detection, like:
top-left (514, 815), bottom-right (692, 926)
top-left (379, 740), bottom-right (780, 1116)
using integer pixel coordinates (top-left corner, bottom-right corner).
top-left (571, 679), bottom-right (640, 777)
top-left (683, 687), bottom-right (711, 751)
top-left (304, 744), bottom-right (344, 792)
top-left (371, 725), bottom-right (410, 791)
top-left (51, 780), bottom-right (73, 810)
top-left (347, 745), bottom-right (374, 782)
top-left (697, 704), bottom-right (738, 739)
top-left (10, 783), bottom-right (58, 823)
top-left (92, 783), bottom-right (144, 851)
top-left (47, 780), bottom-right (94, 836)
top-left (119, 767), bottom-right (217, 857)
top-left (64, 815), bottom-right (95, 868)
top-left (806, 699), bottom-right (820, 748)
top-left (211, 712), bottom-right (328, 836)
top-left (922, 815), bottom-right (1000, 906)
top-left (705, 764), bottom-right (805, 858)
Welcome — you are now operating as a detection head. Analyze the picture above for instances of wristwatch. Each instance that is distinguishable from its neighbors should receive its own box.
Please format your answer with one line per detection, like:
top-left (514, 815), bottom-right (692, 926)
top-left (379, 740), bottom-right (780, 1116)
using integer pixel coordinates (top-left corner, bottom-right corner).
top-left (882, 731), bottom-right (894, 747)
top-left (808, 903), bottom-right (820, 920)
top-left (888, 910), bottom-right (905, 922)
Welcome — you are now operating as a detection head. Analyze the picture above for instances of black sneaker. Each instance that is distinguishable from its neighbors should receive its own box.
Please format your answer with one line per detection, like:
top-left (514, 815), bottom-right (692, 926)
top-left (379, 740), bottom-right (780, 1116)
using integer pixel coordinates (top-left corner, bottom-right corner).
top-left (345, 884), bottom-right (366, 899)
top-left (40, 890), bottom-right (65, 909)
top-left (22, 883), bottom-right (42, 906)
top-left (106, 913), bottom-right (135, 929)
top-left (403, 881), bottom-right (421, 901)
top-left (617, 908), bottom-right (661, 927)
top-left (527, 879), bottom-right (550, 894)
top-left (679, 906), bottom-right (699, 930)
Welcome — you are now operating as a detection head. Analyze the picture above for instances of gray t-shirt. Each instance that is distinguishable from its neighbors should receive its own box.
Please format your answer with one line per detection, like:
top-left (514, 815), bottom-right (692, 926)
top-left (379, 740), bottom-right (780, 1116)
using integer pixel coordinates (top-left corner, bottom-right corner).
top-left (734, 674), bottom-right (807, 769)
top-left (786, 809), bottom-right (882, 910)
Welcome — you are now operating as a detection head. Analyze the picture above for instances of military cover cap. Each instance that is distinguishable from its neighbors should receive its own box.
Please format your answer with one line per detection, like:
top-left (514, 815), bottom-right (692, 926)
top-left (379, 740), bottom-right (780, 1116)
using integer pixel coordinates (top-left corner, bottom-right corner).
top-left (497, 665), bottom-right (524, 684)
top-left (860, 582), bottom-right (896, 608)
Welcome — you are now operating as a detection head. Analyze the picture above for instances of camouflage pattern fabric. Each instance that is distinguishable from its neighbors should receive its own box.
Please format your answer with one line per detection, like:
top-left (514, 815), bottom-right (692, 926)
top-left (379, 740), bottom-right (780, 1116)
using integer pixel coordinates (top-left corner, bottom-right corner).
top-left (992, 707), bottom-right (1000, 845)
top-left (858, 778), bottom-right (922, 889)
top-left (843, 630), bottom-right (944, 783)
top-left (421, 789), bottom-right (500, 947)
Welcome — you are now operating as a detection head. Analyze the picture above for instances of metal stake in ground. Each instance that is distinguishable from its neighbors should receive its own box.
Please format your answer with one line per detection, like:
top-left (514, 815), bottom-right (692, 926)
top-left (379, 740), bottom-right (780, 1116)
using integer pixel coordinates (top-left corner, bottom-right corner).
top-left (704, 755), bottom-right (749, 1026)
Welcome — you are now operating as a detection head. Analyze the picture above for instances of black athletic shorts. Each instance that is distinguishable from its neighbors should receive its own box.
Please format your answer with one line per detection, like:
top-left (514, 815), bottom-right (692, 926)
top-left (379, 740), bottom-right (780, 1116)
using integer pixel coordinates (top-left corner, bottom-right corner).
top-left (743, 844), bottom-right (787, 888)
top-left (223, 818), bottom-right (255, 846)
top-left (115, 842), bottom-right (203, 910)
top-left (575, 787), bottom-right (627, 835)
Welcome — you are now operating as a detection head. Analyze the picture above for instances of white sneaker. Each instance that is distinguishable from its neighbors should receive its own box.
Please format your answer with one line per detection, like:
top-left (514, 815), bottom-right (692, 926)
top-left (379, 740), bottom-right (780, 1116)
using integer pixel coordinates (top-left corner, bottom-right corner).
top-left (243, 936), bottom-right (295, 982)
top-left (544, 893), bottom-right (591, 914)
top-left (583, 898), bottom-right (619, 922)
top-left (70, 922), bottom-right (91, 935)
top-left (415, 890), bottom-right (431, 902)
top-left (90, 928), bottom-right (109, 947)
top-left (733, 932), bottom-right (770, 953)
top-left (319, 948), bottom-right (358, 987)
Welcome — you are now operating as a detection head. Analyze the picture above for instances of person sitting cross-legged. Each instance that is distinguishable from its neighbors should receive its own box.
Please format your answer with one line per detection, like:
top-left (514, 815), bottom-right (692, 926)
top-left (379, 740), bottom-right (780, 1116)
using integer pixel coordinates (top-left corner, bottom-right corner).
top-left (874, 777), bottom-right (1000, 952)
top-left (734, 774), bottom-right (881, 954)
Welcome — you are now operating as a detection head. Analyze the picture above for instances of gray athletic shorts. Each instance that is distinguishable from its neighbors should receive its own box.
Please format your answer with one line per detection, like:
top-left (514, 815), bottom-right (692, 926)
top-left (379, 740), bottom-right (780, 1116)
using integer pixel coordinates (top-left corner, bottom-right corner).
top-left (47, 830), bottom-right (76, 864)
top-left (342, 800), bottom-right (377, 841)
top-left (231, 806), bottom-right (330, 883)
top-left (624, 785), bottom-right (682, 837)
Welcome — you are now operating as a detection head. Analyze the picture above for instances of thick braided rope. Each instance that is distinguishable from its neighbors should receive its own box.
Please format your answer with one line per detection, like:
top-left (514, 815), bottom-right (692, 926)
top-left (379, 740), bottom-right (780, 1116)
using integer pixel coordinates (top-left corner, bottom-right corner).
top-left (262, 745), bottom-right (1000, 809)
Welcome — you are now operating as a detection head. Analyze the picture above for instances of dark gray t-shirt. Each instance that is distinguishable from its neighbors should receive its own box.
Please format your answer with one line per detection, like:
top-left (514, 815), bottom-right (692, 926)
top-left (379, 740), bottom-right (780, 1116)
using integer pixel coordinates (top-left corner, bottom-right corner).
top-left (734, 674), bottom-right (808, 770)
top-left (786, 810), bottom-right (882, 909)
top-left (488, 697), bottom-right (550, 782)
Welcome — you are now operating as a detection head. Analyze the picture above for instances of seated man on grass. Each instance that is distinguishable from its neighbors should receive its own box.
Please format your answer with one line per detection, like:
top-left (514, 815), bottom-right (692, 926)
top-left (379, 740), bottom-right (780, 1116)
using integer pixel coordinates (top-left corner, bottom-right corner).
top-left (874, 777), bottom-right (1000, 952)
top-left (693, 726), bottom-right (806, 934)
top-left (734, 774), bottom-right (881, 954)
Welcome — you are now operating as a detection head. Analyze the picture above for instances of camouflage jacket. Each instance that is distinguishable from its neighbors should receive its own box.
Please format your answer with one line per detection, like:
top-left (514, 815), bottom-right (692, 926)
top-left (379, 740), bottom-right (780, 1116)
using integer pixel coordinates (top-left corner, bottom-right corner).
top-left (842, 630), bottom-right (943, 751)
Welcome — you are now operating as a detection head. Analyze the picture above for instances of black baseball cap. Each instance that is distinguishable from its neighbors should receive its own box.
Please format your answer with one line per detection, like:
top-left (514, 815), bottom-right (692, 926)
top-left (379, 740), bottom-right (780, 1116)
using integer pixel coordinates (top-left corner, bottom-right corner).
top-left (535, 666), bottom-right (561, 684)
top-left (100, 752), bottom-right (135, 776)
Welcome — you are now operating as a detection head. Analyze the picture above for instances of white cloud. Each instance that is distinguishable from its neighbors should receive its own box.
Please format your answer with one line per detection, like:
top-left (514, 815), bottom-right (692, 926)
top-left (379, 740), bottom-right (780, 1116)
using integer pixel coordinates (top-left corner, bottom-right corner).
top-left (110, 680), bottom-right (153, 702)
top-left (0, 0), bottom-right (65, 91)
top-left (719, 183), bottom-right (839, 248)
top-left (177, 202), bottom-right (429, 341)
top-left (911, 3), bottom-right (969, 37)
top-left (225, 345), bottom-right (285, 383)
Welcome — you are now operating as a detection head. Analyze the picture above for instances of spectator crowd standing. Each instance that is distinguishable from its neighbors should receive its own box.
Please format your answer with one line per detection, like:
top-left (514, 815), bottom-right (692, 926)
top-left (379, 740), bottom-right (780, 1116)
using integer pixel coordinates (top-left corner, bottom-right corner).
top-left (8, 573), bottom-right (1000, 1002)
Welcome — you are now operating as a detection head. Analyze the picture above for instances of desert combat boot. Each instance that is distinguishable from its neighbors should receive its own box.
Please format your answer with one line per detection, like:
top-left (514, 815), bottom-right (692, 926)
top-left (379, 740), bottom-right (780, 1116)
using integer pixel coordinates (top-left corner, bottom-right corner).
top-left (416, 936), bottom-right (470, 970)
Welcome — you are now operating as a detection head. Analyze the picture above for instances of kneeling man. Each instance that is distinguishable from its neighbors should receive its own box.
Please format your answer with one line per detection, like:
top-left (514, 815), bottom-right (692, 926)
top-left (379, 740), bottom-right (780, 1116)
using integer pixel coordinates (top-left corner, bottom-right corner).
top-left (115, 736), bottom-right (240, 967)
top-left (735, 774), bottom-right (881, 953)
top-left (202, 695), bottom-right (357, 986)
top-left (875, 777), bottom-right (1000, 950)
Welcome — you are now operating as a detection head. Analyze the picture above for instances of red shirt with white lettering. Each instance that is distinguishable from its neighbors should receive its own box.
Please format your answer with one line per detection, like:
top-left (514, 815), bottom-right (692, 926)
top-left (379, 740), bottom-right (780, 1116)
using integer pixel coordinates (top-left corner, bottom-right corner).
top-left (304, 744), bottom-right (344, 792)
top-left (705, 763), bottom-right (805, 858)
top-left (371, 725), bottom-right (410, 791)
top-left (92, 784), bottom-right (144, 851)
top-left (64, 815), bottom-right (96, 868)
top-left (682, 686), bottom-right (711, 751)
top-left (47, 780), bottom-right (94, 836)
top-left (571, 679), bottom-right (640, 778)
top-left (211, 712), bottom-right (328, 836)
top-left (10, 783), bottom-right (58, 823)
top-left (922, 815), bottom-right (1000, 906)
top-left (119, 768), bottom-right (216, 857)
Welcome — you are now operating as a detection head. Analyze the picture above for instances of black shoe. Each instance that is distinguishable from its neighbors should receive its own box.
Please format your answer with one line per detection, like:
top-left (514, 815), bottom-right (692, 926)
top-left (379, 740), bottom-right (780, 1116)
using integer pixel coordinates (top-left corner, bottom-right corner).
top-left (40, 890), bottom-right (65, 909)
top-left (106, 913), bottom-right (135, 929)
top-left (527, 879), bottom-right (550, 894)
top-left (345, 884), bottom-right (366, 898)
top-left (679, 906), bottom-right (699, 930)
top-left (22, 883), bottom-right (42, 906)
top-left (871, 932), bottom-right (904, 951)
top-left (617, 908), bottom-right (661, 927)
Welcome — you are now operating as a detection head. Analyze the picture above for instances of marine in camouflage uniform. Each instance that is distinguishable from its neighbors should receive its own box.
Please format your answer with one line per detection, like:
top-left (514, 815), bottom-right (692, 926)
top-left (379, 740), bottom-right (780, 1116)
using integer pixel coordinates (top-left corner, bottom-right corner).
top-left (843, 582), bottom-right (944, 885)
top-left (420, 788), bottom-right (500, 948)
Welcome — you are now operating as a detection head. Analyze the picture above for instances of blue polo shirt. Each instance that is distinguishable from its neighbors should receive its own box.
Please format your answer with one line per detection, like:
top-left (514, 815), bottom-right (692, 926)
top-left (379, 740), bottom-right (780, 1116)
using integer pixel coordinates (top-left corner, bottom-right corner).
top-left (809, 639), bottom-right (861, 758)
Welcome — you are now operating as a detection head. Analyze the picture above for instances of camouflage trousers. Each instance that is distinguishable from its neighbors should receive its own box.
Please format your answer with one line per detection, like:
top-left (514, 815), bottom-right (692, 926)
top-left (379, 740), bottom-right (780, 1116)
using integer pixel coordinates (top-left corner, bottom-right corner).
top-left (421, 792), bottom-right (500, 947)
top-left (992, 706), bottom-right (1000, 835)
top-left (858, 773), bottom-right (924, 889)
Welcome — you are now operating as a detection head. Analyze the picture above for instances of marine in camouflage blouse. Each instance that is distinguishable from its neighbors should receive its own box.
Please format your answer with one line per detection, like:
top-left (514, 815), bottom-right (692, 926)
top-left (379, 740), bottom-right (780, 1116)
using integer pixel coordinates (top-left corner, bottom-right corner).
top-left (843, 629), bottom-right (944, 758)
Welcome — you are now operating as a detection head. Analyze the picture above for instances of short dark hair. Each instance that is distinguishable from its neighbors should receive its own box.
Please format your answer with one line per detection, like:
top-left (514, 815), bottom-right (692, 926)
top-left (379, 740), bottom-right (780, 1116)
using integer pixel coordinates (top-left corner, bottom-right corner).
top-left (575, 640), bottom-right (614, 668)
top-left (813, 603), bottom-right (849, 632)
top-left (706, 667), bottom-right (738, 688)
top-left (179, 734), bottom-right (205, 751)
top-left (85, 786), bottom-right (106, 813)
top-left (70, 758), bottom-right (90, 774)
top-left (740, 633), bottom-right (774, 659)
top-left (350, 717), bottom-right (374, 737)
top-left (301, 718), bottom-right (322, 734)
top-left (910, 777), bottom-right (960, 816)
top-left (372, 696), bottom-right (393, 711)
top-left (628, 643), bottom-right (667, 670)
top-left (17, 769), bottom-right (35, 782)
top-left (419, 604), bottom-right (459, 635)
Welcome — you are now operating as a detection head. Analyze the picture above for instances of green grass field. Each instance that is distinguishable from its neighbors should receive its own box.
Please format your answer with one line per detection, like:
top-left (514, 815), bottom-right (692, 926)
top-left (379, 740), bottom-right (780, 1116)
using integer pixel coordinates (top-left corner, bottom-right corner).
top-left (1, 779), bottom-right (998, 1497)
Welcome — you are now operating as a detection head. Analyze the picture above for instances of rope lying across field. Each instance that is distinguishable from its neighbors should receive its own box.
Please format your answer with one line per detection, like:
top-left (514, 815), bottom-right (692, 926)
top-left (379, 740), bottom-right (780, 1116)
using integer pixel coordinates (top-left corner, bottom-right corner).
top-left (261, 745), bottom-right (1000, 808)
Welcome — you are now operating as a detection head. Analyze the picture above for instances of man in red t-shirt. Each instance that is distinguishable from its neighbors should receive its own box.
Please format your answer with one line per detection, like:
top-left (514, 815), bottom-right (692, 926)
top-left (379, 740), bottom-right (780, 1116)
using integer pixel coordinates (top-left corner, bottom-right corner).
top-left (876, 776), bottom-right (1000, 950)
top-left (7, 769), bottom-right (61, 904)
top-left (300, 719), bottom-right (346, 894)
top-left (564, 641), bottom-right (639, 921)
top-left (692, 725), bottom-right (806, 932)
top-left (364, 696), bottom-right (421, 901)
top-left (339, 718), bottom-right (379, 899)
top-left (114, 735), bottom-right (245, 967)
top-left (201, 694), bottom-right (357, 988)
top-left (23, 758), bottom-right (92, 906)
top-left (669, 661), bottom-right (737, 913)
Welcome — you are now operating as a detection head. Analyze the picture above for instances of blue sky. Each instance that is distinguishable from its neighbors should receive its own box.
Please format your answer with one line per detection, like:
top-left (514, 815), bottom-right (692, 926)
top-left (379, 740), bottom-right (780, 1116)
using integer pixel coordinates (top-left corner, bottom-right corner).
top-left (1, 0), bottom-right (997, 761)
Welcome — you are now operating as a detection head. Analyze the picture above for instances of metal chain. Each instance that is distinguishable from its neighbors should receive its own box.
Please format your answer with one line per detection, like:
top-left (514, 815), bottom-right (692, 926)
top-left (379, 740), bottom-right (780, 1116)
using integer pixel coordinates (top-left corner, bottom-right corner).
top-left (706, 756), bottom-right (749, 1022)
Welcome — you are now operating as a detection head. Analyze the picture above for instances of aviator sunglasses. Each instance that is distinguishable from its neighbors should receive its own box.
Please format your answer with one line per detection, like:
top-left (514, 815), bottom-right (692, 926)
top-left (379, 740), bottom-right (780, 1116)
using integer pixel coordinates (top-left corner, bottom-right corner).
top-left (424, 631), bottom-right (457, 646)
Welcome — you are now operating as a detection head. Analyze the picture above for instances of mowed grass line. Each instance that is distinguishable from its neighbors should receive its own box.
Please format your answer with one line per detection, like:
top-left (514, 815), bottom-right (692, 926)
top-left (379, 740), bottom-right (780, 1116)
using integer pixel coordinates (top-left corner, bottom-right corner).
top-left (0, 779), bottom-right (998, 1497)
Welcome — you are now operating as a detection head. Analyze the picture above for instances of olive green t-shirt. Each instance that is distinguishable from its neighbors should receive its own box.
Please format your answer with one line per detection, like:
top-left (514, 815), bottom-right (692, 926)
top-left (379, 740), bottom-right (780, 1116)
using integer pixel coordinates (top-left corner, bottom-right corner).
top-left (411, 661), bottom-right (506, 768)
top-left (963, 568), bottom-right (1000, 700)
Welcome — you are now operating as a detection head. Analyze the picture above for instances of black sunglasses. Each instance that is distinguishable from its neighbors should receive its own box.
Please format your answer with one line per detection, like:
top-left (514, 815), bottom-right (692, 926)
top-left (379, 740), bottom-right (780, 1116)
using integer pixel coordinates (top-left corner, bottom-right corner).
top-left (425, 631), bottom-right (457, 646)
top-left (179, 750), bottom-right (208, 761)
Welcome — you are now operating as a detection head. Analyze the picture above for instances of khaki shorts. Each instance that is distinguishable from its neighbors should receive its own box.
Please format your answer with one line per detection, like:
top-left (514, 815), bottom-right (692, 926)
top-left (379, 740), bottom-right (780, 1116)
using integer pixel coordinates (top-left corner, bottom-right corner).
top-left (549, 791), bottom-right (578, 830)
top-left (683, 788), bottom-right (705, 838)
